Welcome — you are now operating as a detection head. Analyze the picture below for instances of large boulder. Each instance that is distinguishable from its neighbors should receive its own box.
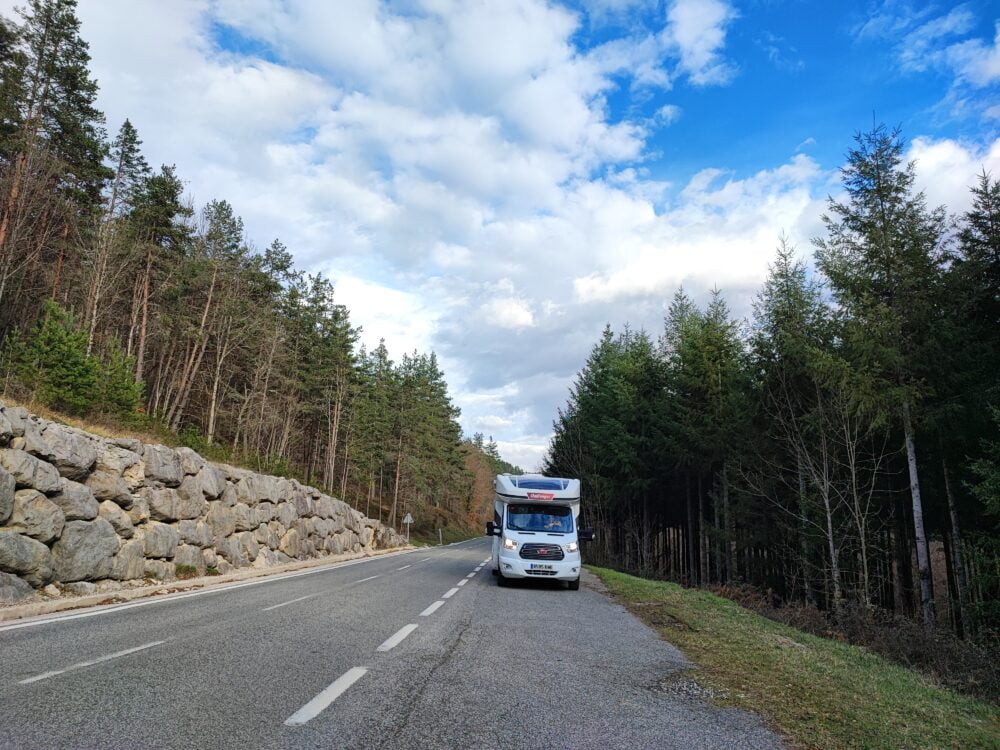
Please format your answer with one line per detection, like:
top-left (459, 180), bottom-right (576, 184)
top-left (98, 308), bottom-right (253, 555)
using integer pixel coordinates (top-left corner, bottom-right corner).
top-left (0, 571), bottom-right (34, 603)
top-left (255, 501), bottom-right (276, 525)
top-left (235, 531), bottom-right (260, 562)
top-left (292, 492), bottom-right (314, 518)
top-left (27, 424), bottom-right (97, 480)
top-left (233, 503), bottom-right (255, 532)
top-left (110, 539), bottom-right (145, 580)
top-left (173, 544), bottom-right (206, 576)
top-left (0, 449), bottom-right (62, 494)
top-left (253, 523), bottom-right (279, 550)
top-left (144, 559), bottom-right (175, 580)
top-left (136, 521), bottom-right (179, 559)
top-left (278, 528), bottom-right (301, 558)
top-left (0, 410), bottom-right (14, 445)
top-left (0, 405), bottom-right (28, 437)
top-left (314, 496), bottom-right (336, 520)
top-left (175, 447), bottom-right (205, 476)
top-left (0, 530), bottom-right (52, 586)
top-left (218, 483), bottom-right (237, 507)
top-left (50, 478), bottom-right (99, 521)
top-left (98, 500), bottom-right (134, 538)
top-left (276, 502), bottom-right (297, 528)
top-left (176, 519), bottom-right (213, 548)
top-left (185, 466), bottom-right (226, 500)
top-left (85, 470), bottom-right (133, 508)
top-left (206, 502), bottom-right (236, 540)
top-left (142, 445), bottom-right (183, 487)
top-left (144, 486), bottom-right (204, 522)
top-left (7, 489), bottom-right (65, 542)
top-left (96, 444), bottom-right (144, 490)
top-left (214, 536), bottom-right (245, 566)
top-left (0, 465), bottom-right (14, 523)
top-left (235, 474), bottom-right (281, 505)
top-left (51, 519), bottom-right (118, 582)
top-left (127, 494), bottom-right (149, 525)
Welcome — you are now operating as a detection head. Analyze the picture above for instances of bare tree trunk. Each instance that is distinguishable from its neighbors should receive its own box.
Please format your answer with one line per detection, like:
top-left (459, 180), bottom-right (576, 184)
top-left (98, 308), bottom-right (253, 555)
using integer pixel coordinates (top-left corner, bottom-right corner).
top-left (686, 474), bottom-right (697, 586)
top-left (902, 399), bottom-right (934, 626)
top-left (698, 474), bottom-right (708, 584)
top-left (797, 451), bottom-right (816, 606)
top-left (135, 248), bottom-right (152, 383)
top-left (390, 433), bottom-right (403, 528)
top-left (943, 456), bottom-right (969, 635)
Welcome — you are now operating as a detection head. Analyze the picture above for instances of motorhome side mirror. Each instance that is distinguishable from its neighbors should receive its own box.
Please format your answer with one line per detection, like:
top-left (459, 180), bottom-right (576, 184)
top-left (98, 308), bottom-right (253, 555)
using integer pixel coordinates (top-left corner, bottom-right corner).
top-left (579, 527), bottom-right (595, 542)
top-left (485, 521), bottom-right (498, 536)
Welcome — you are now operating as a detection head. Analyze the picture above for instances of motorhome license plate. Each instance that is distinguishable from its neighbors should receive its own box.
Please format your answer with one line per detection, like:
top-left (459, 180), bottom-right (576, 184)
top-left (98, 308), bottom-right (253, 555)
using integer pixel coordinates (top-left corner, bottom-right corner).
top-left (530, 563), bottom-right (554, 570)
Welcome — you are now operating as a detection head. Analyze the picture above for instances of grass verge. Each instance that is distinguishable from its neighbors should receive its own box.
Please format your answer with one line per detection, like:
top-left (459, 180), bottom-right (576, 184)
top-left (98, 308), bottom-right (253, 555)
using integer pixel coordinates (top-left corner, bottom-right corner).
top-left (590, 566), bottom-right (1000, 749)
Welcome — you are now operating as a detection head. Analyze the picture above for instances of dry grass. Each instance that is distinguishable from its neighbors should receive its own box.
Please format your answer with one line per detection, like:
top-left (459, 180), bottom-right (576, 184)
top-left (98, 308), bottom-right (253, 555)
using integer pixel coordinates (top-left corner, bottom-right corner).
top-left (592, 566), bottom-right (1000, 750)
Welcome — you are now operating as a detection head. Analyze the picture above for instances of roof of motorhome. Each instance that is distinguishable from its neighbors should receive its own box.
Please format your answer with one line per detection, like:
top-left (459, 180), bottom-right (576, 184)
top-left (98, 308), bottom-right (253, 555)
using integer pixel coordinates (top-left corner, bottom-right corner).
top-left (508, 476), bottom-right (571, 490)
top-left (495, 474), bottom-right (580, 500)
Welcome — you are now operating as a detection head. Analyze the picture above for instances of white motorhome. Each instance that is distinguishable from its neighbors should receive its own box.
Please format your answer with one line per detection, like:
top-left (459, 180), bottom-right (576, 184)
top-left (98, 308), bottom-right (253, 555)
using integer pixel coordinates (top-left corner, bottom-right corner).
top-left (485, 474), bottom-right (593, 590)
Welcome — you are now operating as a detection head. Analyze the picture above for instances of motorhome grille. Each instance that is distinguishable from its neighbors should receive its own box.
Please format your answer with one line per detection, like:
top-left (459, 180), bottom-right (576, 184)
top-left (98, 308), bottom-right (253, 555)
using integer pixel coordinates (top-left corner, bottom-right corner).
top-left (519, 543), bottom-right (565, 561)
top-left (525, 569), bottom-right (557, 576)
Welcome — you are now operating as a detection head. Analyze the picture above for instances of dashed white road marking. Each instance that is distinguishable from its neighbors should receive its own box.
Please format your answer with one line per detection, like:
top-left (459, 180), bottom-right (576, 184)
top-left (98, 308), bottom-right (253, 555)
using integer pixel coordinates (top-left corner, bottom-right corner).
top-left (262, 594), bottom-right (318, 612)
top-left (396, 565), bottom-right (411, 571)
top-left (19, 640), bottom-right (166, 685)
top-left (442, 587), bottom-right (460, 599)
top-left (466, 572), bottom-right (476, 579)
top-left (419, 557), bottom-right (432, 562)
top-left (0, 549), bottom-right (417, 633)
top-left (354, 575), bottom-right (380, 584)
top-left (376, 624), bottom-right (418, 652)
top-left (419, 600), bottom-right (445, 617)
top-left (284, 667), bottom-right (368, 727)
top-left (457, 580), bottom-right (468, 587)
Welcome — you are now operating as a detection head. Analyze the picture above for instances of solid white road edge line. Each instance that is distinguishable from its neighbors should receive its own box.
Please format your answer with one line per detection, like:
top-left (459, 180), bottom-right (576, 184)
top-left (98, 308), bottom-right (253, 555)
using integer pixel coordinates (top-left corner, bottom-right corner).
top-left (262, 594), bottom-right (318, 612)
top-left (419, 600), bottom-right (445, 617)
top-left (376, 624), bottom-right (418, 652)
top-left (18, 640), bottom-right (166, 685)
top-left (353, 575), bottom-right (381, 584)
top-left (396, 565), bottom-right (411, 571)
top-left (456, 580), bottom-right (468, 587)
top-left (442, 588), bottom-right (460, 599)
top-left (0, 548), bottom-right (417, 633)
top-left (284, 667), bottom-right (368, 727)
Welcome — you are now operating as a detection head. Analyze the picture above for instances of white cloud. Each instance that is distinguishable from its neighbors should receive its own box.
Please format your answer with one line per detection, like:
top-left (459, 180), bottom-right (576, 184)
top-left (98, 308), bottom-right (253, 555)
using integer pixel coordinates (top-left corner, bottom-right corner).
top-left (655, 104), bottom-right (682, 125)
top-left (908, 136), bottom-right (1000, 215)
top-left (946, 21), bottom-right (1000, 87)
top-left (664, 0), bottom-right (738, 86)
top-left (479, 297), bottom-right (536, 330)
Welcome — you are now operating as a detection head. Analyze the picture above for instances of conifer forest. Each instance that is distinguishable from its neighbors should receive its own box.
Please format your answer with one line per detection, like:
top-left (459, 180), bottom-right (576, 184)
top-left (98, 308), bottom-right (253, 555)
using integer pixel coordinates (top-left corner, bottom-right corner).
top-left (546, 126), bottom-right (1000, 653)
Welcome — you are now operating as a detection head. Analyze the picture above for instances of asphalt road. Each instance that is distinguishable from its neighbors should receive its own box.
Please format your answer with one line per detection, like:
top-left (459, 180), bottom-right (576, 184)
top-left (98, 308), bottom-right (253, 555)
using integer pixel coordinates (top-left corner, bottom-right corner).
top-left (0, 538), bottom-right (783, 749)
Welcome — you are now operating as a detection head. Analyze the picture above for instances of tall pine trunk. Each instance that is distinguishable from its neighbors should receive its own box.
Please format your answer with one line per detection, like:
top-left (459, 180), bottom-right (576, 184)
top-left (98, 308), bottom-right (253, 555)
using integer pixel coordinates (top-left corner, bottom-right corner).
top-left (902, 399), bottom-right (934, 626)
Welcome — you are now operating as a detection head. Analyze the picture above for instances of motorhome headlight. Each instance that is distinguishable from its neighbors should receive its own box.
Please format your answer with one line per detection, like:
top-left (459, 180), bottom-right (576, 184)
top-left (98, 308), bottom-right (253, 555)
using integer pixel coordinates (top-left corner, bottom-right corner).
top-left (503, 538), bottom-right (518, 550)
top-left (566, 541), bottom-right (579, 553)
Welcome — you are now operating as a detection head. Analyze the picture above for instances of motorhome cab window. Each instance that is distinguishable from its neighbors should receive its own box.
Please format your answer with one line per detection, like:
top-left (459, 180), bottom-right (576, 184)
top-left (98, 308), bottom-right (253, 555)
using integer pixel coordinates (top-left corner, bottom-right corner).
top-left (506, 504), bottom-right (573, 533)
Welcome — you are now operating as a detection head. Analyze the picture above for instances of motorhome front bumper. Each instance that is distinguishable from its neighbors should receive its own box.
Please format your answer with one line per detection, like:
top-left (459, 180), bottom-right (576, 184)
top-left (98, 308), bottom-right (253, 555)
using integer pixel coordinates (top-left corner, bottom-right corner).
top-left (498, 551), bottom-right (580, 580)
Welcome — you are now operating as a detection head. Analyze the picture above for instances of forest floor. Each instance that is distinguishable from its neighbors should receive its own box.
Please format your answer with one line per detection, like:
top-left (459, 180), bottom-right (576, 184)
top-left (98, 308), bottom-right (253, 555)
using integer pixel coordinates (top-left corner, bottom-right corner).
top-left (591, 566), bottom-right (1000, 749)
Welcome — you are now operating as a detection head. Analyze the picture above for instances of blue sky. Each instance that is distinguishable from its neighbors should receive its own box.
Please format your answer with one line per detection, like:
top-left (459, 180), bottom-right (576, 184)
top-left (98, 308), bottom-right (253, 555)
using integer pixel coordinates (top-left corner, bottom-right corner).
top-left (6, 0), bottom-right (995, 468)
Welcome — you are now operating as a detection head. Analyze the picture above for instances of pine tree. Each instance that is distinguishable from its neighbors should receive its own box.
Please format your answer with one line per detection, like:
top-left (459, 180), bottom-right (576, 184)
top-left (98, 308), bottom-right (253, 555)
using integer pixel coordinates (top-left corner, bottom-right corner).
top-left (814, 124), bottom-right (948, 625)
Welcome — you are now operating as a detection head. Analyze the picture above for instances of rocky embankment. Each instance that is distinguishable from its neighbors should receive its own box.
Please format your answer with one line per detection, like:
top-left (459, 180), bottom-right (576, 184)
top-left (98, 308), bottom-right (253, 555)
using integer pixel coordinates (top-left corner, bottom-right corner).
top-left (0, 402), bottom-right (404, 604)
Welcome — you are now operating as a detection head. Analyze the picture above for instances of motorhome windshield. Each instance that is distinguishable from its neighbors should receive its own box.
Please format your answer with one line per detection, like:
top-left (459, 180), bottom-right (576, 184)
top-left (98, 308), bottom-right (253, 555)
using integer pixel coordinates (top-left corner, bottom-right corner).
top-left (506, 504), bottom-right (573, 533)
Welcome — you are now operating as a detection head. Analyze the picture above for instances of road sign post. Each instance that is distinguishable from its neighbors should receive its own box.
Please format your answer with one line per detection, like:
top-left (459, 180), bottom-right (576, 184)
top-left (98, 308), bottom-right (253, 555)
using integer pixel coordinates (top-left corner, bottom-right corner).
top-left (402, 512), bottom-right (413, 543)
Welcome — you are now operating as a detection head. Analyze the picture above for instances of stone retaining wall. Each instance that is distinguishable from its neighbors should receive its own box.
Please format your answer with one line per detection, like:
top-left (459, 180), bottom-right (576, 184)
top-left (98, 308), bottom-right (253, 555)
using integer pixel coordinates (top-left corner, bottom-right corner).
top-left (0, 402), bottom-right (404, 603)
